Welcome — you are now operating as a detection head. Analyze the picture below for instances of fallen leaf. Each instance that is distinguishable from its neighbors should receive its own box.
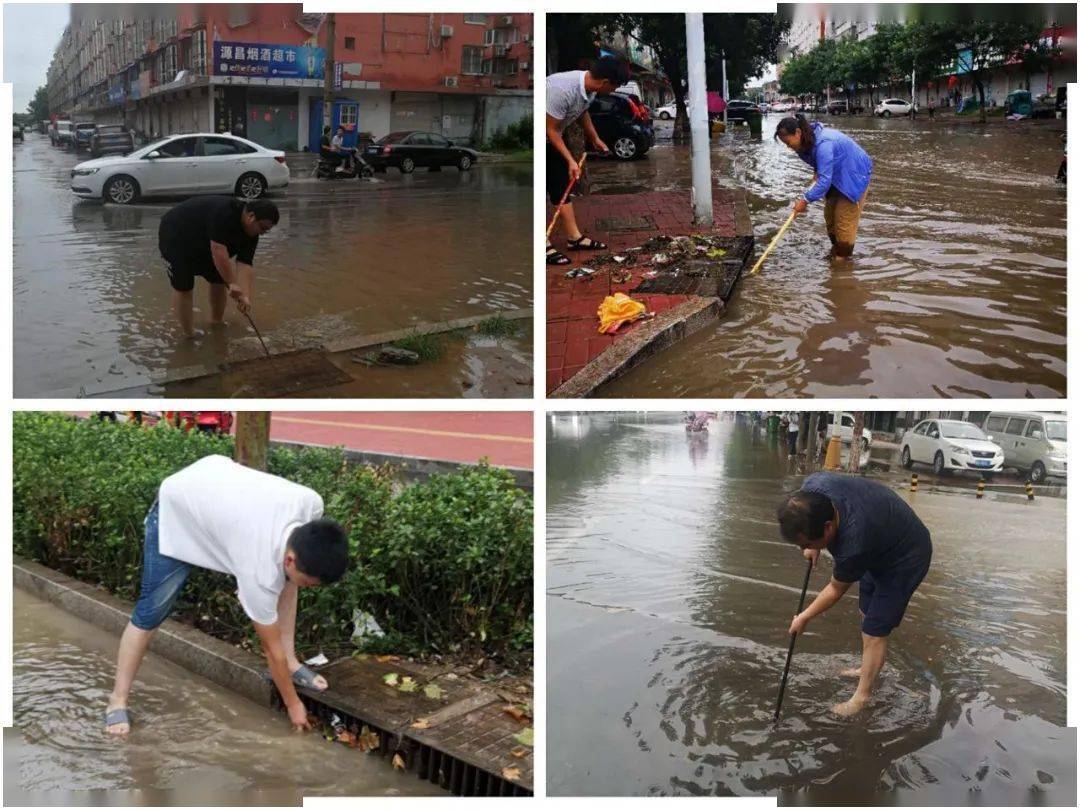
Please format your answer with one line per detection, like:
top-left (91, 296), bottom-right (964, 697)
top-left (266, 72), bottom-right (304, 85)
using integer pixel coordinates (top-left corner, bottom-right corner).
top-left (502, 767), bottom-right (521, 781)
top-left (383, 672), bottom-right (399, 687)
top-left (512, 728), bottom-right (534, 747)
top-left (357, 727), bottom-right (380, 752)
top-left (411, 718), bottom-right (432, 730)
top-left (503, 704), bottom-right (531, 723)
top-left (392, 753), bottom-right (406, 771)
top-left (423, 683), bottom-right (445, 700)
top-left (336, 729), bottom-right (357, 746)
top-left (375, 654), bottom-right (400, 663)
top-left (398, 676), bottom-right (418, 693)
top-left (510, 747), bottom-right (528, 759)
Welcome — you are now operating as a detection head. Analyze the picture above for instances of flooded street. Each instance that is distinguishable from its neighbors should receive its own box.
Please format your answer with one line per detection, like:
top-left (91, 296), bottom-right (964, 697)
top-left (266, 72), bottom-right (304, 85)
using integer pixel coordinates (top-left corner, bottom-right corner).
top-left (6, 588), bottom-right (443, 804)
top-left (13, 134), bottom-right (531, 396)
top-left (592, 117), bottom-right (1066, 398)
top-left (547, 414), bottom-right (1073, 803)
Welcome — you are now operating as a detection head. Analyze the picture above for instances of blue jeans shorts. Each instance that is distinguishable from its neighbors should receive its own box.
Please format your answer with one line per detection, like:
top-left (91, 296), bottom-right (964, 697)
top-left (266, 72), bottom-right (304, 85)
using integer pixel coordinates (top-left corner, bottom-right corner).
top-left (130, 501), bottom-right (192, 630)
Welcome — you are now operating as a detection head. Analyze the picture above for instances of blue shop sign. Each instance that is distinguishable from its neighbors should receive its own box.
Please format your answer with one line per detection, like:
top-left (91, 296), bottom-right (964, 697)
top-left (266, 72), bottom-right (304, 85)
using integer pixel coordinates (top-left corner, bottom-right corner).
top-left (214, 40), bottom-right (326, 80)
top-left (107, 83), bottom-right (126, 104)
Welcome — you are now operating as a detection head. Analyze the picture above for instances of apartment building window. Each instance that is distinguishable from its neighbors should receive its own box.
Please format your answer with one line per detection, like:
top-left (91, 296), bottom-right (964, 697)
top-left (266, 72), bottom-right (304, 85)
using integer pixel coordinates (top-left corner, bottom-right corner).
top-left (344, 36), bottom-right (355, 50)
top-left (464, 14), bottom-right (487, 25)
top-left (462, 45), bottom-right (483, 75)
top-left (192, 29), bottom-right (207, 74)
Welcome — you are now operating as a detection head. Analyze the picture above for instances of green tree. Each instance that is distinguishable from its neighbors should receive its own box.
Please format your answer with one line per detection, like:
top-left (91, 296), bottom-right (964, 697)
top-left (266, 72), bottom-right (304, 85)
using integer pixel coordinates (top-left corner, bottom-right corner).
top-left (948, 19), bottom-right (1047, 121)
top-left (703, 13), bottom-right (790, 98)
top-left (604, 14), bottom-right (692, 134)
top-left (26, 85), bottom-right (49, 122)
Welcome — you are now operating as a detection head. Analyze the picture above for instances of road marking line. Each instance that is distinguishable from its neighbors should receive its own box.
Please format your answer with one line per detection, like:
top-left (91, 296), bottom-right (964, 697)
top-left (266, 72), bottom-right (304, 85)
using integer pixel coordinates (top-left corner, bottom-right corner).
top-left (273, 416), bottom-right (532, 444)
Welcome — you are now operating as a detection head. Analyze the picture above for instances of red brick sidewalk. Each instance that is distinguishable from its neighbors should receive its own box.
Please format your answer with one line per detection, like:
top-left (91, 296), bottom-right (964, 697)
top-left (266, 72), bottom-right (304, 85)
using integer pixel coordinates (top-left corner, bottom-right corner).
top-left (547, 188), bottom-right (744, 394)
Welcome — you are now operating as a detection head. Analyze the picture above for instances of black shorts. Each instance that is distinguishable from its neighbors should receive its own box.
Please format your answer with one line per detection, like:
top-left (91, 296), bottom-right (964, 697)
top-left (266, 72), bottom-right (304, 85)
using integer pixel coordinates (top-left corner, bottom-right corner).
top-left (159, 237), bottom-right (225, 292)
top-left (546, 142), bottom-right (576, 205)
top-left (858, 534), bottom-right (932, 637)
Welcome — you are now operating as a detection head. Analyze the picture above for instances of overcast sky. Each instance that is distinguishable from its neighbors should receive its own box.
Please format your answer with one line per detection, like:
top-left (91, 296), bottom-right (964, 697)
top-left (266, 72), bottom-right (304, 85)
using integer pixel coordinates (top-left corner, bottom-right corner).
top-left (4, 4), bottom-right (70, 112)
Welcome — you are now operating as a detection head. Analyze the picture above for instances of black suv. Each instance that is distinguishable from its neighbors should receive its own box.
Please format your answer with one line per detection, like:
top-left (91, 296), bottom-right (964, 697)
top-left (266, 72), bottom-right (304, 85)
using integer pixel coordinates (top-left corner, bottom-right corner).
top-left (720, 99), bottom-right (759, 123)
top-left (587, 92), bottom-right (654, 160)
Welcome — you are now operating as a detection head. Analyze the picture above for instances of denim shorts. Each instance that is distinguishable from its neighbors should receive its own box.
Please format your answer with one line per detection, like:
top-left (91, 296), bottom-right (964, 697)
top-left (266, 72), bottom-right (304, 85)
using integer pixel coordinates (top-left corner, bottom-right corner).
top-left (130, 501), bottom-right (192, 630)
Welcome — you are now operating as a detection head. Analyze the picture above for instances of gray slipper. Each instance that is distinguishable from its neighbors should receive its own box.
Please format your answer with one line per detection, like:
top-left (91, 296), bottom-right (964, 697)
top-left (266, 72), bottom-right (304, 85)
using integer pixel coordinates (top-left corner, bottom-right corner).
top-left (105, 707), bottom-right (132, 731)
top-left (261, 665), bottom-right (328, 692)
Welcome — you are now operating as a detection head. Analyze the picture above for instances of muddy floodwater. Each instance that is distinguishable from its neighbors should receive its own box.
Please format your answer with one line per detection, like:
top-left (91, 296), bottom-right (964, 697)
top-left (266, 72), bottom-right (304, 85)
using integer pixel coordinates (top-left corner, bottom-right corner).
top-left (592, 117), bottom-right (1066, 398)
top-left (13, 135), bottom-right (531, 396)
top-left (547, 414), bottom-right (1073, 803)
top-left (6, 589), bottom-right (443, 804)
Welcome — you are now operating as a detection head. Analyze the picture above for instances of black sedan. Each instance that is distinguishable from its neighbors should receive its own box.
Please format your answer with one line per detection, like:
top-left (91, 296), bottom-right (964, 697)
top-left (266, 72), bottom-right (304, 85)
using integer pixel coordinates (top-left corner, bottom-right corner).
top-left (364, 131), bottom-right (478, 174)
top-left (90, 124), bottom-right (135, 158)
top-left (587, 92), bottom-right (654, 160)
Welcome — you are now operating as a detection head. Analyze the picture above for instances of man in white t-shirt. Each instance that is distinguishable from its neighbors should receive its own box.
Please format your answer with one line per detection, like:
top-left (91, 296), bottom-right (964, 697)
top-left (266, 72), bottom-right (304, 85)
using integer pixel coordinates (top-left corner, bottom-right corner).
top-left (545, 56), bottom-right (630, 266)
top-left (104, 455), bottom-right (349, 735)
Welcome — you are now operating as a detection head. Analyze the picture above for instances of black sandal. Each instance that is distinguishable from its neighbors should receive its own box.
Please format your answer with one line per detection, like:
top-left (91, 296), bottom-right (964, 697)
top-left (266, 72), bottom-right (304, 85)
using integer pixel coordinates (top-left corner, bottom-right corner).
top-left (567, 235), bottom-right (608, 251)
top-left (547, 246), bottom-right (572, 266)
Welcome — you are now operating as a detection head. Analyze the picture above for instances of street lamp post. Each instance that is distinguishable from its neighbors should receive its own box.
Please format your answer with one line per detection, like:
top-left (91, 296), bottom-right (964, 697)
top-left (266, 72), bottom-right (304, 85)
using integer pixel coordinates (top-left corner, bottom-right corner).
top-left (685, 12), bottom-right (713, 227)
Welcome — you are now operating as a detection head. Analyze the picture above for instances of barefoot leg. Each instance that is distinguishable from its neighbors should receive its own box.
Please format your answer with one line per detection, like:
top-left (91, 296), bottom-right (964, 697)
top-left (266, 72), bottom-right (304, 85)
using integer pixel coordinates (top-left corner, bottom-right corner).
top-left (833, 633), bottom-right (886, 716)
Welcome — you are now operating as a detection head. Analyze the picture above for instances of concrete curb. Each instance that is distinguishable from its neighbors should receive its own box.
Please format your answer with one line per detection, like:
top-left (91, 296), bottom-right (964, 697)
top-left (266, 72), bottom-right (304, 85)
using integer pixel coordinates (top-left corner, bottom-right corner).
top-left (13, 557), bottom-right (272, 707)
top-left (82, 308), bottom-right (532, 397)
top-left (551, 296), bottom-right (723, 398)
top-left (269, 440), bottom-right (534, 491)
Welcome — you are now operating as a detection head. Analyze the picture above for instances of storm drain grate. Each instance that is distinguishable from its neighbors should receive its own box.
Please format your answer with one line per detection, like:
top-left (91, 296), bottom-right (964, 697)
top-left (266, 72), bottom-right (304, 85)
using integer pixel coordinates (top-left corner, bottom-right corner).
top-left (634, 235), bottom-right (754, 301)
top-left (194, 349), bottom-right (351, 397)
top-left (277, 692), bottom-right (532, 797)
top-left (594, 215), bottom-right (656, 232)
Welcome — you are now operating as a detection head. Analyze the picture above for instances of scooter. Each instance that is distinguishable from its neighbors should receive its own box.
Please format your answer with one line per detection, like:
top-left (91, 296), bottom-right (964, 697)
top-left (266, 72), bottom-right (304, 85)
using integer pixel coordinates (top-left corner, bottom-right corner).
top-left (315, 148), bottom-right (374, 181)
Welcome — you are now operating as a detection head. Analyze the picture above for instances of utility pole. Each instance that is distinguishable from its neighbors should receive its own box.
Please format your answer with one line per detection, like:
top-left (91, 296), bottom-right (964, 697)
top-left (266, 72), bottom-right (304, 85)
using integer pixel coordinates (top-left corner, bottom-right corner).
top-left (322, 13), bottom-right (336, 133)
top-left (721, 49), bottom-right (728, 129)
top-left (823, 410), bottom-right (843, 470)
top-left (684, 13), bottom-right (712, 227)
top-left (910, 67), bottom-right (916, 118)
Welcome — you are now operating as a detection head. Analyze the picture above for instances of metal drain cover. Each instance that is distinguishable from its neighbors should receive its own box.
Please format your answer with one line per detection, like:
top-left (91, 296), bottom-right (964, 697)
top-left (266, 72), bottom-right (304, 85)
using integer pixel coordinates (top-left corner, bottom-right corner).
top-left (594, 215), bottom-right (655, 232)
top-left (216, 349), bottom-right (350, 397)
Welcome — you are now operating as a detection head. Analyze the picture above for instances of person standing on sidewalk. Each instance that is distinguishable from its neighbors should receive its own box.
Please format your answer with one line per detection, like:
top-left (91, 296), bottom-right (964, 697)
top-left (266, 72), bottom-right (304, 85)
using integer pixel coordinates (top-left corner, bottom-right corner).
top-left (158, 196), bottom-right (278, 338)
top-left (545, 56), bottom-right (630, 266)
top-left (776, 472), bottom-right (932, 717)
top-left (774, 114), bottom-right (873, 262)
top-left (104, 454), bottom-right (349, 735)
top-left (787, 412), bottom-right (801, 458)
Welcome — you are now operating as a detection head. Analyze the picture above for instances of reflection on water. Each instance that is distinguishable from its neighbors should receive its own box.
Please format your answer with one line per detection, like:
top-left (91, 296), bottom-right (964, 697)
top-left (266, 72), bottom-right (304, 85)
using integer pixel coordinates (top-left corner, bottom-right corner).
top-left (14, 135), bottom-right (531, 396)
top-left (593, 118), bottom-right (1066, 397)
top-left (547, 414), bottom-right (1073, 802)
top-left (7, 589), bottom-right (442, 804)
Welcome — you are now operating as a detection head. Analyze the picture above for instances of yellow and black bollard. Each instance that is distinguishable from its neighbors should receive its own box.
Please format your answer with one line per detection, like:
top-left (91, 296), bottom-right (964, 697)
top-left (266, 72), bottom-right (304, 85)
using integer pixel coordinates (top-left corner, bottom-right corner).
top-left (1026, 481), bottom-right (1035, 501)
top-left (910, 473), bottom-right (918, 493)
top-left (976, 478), bottom-right (985, 499)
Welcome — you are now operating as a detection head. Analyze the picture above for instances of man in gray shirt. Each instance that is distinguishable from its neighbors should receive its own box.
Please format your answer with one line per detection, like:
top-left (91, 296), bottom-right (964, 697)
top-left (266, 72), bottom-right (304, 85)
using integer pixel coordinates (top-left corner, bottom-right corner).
top-left (545, 56), bottom-right (630, 265)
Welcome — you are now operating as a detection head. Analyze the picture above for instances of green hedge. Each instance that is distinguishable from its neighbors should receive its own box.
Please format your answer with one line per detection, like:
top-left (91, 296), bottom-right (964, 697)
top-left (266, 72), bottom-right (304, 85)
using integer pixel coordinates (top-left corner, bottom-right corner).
top-left (13, 413), bottom-right (533, 667)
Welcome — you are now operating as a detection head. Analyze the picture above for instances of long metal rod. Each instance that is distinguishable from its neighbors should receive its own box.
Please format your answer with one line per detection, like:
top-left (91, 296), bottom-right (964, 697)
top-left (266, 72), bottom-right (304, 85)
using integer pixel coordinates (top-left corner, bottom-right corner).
top-left (749, 211), bottom-right (796, 276)
top-left (546, 154), bottom-right (587, 240)
top-left (242, 309), bottom-right (271, 357)
top-left (774, 558), bottom-right (814, 722)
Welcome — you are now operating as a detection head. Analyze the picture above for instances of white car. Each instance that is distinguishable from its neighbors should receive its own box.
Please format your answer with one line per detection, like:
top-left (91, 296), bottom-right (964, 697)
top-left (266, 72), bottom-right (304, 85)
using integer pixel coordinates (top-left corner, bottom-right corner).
top-left (900, 419), bottom-right (1004, 476)
top-left (824, 412), bottom-right (873, 451)
top-left (69, 133), bottom-right (289, 205)
top-left (654, 102), bottom-right (680, 120)
top-left (769, 99), bottom-right (795, 113)
top-left (875, 98), bottom-right (916, 117)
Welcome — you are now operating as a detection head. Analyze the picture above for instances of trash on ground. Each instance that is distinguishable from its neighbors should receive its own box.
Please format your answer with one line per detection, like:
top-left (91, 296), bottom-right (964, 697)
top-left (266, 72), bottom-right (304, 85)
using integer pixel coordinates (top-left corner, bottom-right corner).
top-left (304, 653), bottom-right (329, 667)
top-left (598, 293), bottom-right (649, 334)
top-left (377, 346), bottom-right (421, 365)
top-left (352, 609), bottom-right (386, 643)
top-left (565, 267), bottom-right (596, 279)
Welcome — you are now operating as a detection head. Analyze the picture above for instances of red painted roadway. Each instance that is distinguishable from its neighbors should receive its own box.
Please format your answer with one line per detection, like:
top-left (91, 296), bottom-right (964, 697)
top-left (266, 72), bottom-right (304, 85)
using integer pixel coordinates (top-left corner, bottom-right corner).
top-left (268, 412), bottom-right (533, 469)
top-left (71, 411), bottom-right (533, 469)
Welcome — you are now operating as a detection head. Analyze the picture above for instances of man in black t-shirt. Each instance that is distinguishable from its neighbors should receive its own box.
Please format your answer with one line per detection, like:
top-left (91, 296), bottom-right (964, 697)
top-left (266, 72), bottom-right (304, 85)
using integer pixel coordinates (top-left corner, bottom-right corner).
top-left (776, 472), bottom-right (933, 716)
top-left (158, 196), bottom-right (279, 338)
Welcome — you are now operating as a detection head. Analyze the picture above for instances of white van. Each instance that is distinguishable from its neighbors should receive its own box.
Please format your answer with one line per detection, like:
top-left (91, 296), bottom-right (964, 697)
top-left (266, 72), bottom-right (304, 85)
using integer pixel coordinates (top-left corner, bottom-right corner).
top-left (982, 412), bottom-right (1067, 483)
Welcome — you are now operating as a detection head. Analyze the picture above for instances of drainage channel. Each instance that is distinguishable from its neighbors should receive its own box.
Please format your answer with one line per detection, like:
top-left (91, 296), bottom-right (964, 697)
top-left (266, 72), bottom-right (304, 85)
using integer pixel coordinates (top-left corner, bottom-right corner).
top-left (281, 692), bottom-right (532, 797)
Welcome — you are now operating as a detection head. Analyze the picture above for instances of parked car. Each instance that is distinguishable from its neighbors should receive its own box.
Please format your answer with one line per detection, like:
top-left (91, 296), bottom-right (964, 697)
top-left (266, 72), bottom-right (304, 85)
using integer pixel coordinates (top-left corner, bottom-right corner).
top-left (51, 120), bottom-right (73, 147)
top-left (769, 98), bottom-right (796, 113)
top-left (588, 92), bottom-right (654, 160)
top-left (654, 102), bottom-right (678, 120)
top-left (720, 99), bottom-right (760, 123)
top-left (363, 131), bottom-right (476, 174)
top-left (69, 133), bottom-right (289, 205)
top-left (823, 412), bottom-right (873, 451)
top-left (826, 100), bottom-right (849, 115)
top-left (901, 419), bottom-right (1004, 476)
top-left (73, 122), bottom-right (97, 151)
top-left (90, 124), bottom-right (135, 158)
top-left (875, 98), bottom-right (916, 117)
top-left (983, 412), bottom-right (1067, 484)
top-left (13, 123), bottom-right (24, 142)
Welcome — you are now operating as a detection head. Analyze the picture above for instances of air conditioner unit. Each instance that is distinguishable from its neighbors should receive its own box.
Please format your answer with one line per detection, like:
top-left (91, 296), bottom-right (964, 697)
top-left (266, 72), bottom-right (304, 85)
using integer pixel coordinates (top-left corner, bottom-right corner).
top-left (440, 25), bottom-right (454, 37)
top-left (522, 62), bottom-right (530, 71)
top-left (444, 76), bottom-right (458, 87)
top-left (501, 15), bottom-right (513, 25)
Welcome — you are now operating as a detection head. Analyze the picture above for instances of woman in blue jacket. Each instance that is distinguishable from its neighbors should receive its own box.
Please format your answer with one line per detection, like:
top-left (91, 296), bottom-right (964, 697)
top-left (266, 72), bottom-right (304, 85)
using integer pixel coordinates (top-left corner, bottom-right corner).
top-left (775, 114), bottom-right (873, 260)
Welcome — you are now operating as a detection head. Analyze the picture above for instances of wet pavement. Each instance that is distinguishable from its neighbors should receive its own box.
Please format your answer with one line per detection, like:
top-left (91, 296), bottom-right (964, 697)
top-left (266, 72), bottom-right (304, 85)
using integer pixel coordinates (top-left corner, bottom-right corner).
top-left (13, 134), bottom-right (531, 397)
top-left (590, 117), bottom-right (1066, 398)
top-left (547, 413), bottom-right (1073, 803)
top-left (6, 588), bottom-right (444, 804)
